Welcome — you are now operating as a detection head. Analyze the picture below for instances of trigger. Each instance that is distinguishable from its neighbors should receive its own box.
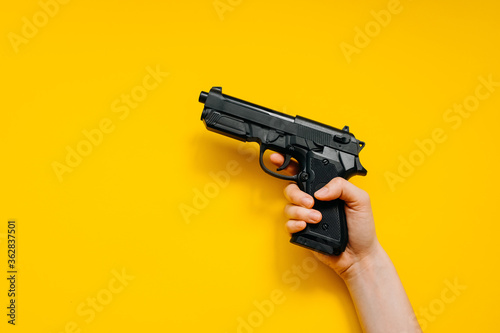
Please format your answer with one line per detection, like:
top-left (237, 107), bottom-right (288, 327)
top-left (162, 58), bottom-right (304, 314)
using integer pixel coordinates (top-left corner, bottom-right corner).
top-left (277, 154), bottom-right (292, 171)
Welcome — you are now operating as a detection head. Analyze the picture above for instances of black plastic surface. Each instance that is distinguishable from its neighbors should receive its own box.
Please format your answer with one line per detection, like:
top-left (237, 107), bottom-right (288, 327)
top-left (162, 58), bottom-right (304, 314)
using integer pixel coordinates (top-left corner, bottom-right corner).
top-left (290, 153), bottom-right (348, 255)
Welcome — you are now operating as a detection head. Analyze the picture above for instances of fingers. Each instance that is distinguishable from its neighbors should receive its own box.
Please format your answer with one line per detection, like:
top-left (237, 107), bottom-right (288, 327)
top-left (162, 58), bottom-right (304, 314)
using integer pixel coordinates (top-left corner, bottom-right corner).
top-left (284, 204), bottom-right (322, 223)
top-left (314, 177), bottom-right (370, 208)
top-left (284, 183), bottom-right (314, 208)
top-left (285, 220), bottom-right (307, 233)
top-left (269, 153), bottom-right (300, 176)
top-left (282, 184), bottom-right (320, 234)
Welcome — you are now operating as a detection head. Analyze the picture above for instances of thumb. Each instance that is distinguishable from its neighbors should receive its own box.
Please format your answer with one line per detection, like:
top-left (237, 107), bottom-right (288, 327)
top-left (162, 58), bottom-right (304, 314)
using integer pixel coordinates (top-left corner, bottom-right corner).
top-left (314, 177), bottom-right (370, 209)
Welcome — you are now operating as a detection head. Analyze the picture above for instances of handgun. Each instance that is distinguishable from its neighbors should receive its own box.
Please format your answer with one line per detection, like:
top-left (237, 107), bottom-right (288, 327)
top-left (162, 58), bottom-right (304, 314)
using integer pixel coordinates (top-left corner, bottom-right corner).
top-left (199, 87), bottom-right (367, 255)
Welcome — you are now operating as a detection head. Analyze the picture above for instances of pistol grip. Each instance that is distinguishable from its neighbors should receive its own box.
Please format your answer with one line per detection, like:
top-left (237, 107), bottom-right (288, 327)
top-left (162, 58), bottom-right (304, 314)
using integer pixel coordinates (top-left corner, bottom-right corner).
top-left (290, 152), bottom-right (349, 255)
top-left (290, 199), bottom-right (347, 255)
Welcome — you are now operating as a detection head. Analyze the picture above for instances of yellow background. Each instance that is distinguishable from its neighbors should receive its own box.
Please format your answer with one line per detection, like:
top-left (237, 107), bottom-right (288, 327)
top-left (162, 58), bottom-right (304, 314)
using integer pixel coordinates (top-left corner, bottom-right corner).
top-left (1, 0), bottom-right (499, 332)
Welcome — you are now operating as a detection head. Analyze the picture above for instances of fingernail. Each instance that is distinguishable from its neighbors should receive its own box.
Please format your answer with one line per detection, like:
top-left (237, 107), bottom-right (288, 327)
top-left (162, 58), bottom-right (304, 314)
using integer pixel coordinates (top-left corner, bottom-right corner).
top-left (301, 197), bottom-right (314, 207)
top-left (309, 211), bottom-right (321, 222)
top-left (315, 187), bottom-right (328, 197)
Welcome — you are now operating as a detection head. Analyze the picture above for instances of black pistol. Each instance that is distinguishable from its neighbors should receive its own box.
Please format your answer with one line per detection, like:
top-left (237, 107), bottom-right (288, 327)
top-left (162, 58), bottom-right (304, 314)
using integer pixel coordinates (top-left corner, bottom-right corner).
top-left (199, 87), bottom-right (367, 255)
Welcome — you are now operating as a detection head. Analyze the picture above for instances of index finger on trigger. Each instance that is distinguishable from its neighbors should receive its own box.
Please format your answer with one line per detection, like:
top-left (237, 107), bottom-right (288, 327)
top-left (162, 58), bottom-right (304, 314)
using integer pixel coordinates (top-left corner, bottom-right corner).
top-left (269, 153), bottom-right (300, 176)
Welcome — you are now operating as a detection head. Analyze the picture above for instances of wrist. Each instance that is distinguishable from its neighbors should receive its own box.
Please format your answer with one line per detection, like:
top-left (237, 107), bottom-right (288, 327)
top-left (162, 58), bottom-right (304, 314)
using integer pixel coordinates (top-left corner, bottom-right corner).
top-left (338, 243), bottom-right (422, 333)
top-left (340, 242), bottom-right (389, 283)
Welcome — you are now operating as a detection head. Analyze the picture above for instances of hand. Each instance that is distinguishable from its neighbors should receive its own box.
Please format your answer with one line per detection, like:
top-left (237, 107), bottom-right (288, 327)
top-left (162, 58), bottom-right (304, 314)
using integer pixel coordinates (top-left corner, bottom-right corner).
top-left (271, 154), bottom-right (421, 332)
top-left (270, 153), bottom-right (381, 279)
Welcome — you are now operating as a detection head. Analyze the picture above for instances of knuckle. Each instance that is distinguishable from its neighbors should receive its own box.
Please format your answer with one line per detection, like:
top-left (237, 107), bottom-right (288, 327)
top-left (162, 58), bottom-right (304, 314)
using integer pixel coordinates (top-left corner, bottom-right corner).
top-left (294, 206), bottom-right (305, 219)
top-left (284, 204), bottom-right (301, 219)
top-left (359, 189), bottom-right (370, 204)
top-left (283, 184), bottom-right (291, 196)
top-left (283, 204), bottom-right (292, 216)
top-left (331, 177), bottom-right (344, 187)
top-left (288, 205), bottom-right (299, 219)
top-left (325, 177), bottom-right (342, 191)
top-left (284, 183), bottom-right (297, 196)
top-left (291, 192), bottom-right (304, 203)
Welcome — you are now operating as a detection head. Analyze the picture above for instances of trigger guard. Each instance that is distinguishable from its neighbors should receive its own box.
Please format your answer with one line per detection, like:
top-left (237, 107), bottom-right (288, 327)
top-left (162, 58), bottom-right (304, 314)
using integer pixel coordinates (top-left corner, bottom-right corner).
top-left (259, 146), bottom-right (297, 182)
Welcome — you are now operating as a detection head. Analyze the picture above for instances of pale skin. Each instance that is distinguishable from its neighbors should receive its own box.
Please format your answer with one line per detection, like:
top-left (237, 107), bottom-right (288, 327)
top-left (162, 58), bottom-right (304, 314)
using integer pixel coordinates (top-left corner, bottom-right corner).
top-left (270, 153), bottom-right (422, 333)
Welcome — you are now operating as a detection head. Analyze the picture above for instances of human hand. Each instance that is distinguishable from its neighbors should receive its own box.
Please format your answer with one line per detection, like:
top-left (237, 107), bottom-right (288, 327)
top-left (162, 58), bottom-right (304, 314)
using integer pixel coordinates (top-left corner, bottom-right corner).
top-left (270, 153), bottom-right (382, 279)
